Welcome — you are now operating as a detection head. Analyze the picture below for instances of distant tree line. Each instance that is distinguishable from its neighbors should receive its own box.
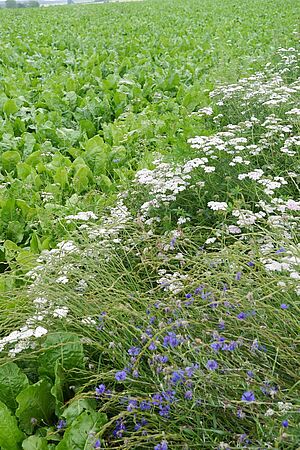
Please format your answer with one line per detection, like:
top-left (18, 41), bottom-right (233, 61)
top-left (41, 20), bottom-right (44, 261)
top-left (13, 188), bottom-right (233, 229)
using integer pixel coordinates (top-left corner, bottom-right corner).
top-left (5, 0), bottom-right (39, 7)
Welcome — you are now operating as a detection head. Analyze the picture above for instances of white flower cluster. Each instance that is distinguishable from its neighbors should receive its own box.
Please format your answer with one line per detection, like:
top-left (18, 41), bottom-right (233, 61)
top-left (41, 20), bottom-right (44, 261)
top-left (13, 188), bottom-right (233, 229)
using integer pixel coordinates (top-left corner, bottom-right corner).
top-left (64, 211), bottom-right (98, 222)
top-left (232, 209), bottom-right (266, 227)
top-left (191, 106), bottom-right (214, 117)
top-left (157, 269), bottom-right (188, 294)
top-left (207, 201), bottom-right (228, 211)
top-left (0, 325), bottom-right (48, 357)
top-left (85, 199), bottom-right (132, 241)
top-left (135, 160), bottom-right (191, 220)
top-left (0, 292), bottom-right (72, 356)
top-left (10, 45), bottom-right (298, 360)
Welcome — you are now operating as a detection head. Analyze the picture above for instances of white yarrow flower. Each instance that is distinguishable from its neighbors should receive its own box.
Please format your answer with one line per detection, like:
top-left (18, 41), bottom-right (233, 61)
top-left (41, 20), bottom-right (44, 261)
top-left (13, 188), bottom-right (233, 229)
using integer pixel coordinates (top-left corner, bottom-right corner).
top-left (207, 201), bottom-right (228, 211)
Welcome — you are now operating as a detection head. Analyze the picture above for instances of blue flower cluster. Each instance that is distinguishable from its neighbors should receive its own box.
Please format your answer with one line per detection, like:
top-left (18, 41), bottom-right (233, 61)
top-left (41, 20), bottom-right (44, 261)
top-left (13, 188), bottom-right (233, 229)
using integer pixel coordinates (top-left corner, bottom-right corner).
top-left (92, 269), bottom-right (293, 447)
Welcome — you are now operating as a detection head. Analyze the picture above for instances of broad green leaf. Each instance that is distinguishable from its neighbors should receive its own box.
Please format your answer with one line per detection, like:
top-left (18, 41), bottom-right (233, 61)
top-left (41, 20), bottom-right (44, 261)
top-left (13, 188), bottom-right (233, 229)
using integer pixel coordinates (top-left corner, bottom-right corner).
top-left (61, 398), bottom-right (96, 425)
top-left (51, 361), bottom-right (65, 416)
top-left (38, 332), bottom-right (84, 379)
top-left (6, 221), bottom-right (24, 243)
top-left (30, 233), bottom-right (41, 253)
top-left (90, 153), bottom-right (108, 176)
top-left (16, 199), bottom-right (35, 220)
top-left (22, 436), bottom-right (49, 450)
top-left (40, 236), bottom-right (52, 251)
top-left (1, 198), bottom-right (17, 223)
top-left (17, 162), bottom-right (33, 180)
top-left (22, 132), bottom-right (36, 158)
top-left (3, 240), bottom-right (19, 254)
top-left (57, 410), bottom-right (107, 450)
top-left (53, 167), bottom-right (68, 189)
top-left (1, 150), bottom-right (21, 172)
top-left (102, 74), bottom-right (118, 90)
top-left (80, 119), bottom-right (96, 139)
top-left (0, 362), bottom-right (29, 411)
top-left (16, 379), bottom-right (56, 434)
top-left (16, 249), bottom-right (36, 272)
top-left (96, 174), bottom-right (113, 193)
top-left (84, 135), bottom-right (107, 153)
top-left (26, 151), bottom-right (43, 167)
top-left (73, 166), bottom-right (91, 194)
top-left (3, 99), bottom-right (18, 115)
top-left (0, 400), bottom-right (24, 450)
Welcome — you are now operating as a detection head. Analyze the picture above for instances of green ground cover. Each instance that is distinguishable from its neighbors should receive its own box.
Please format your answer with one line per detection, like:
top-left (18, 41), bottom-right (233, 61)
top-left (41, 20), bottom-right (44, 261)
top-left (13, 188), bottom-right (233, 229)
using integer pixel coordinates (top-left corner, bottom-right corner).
top-left (0, 0), bottom-right (299, 449)
top-left (0, 0), bottom-right (299, 283)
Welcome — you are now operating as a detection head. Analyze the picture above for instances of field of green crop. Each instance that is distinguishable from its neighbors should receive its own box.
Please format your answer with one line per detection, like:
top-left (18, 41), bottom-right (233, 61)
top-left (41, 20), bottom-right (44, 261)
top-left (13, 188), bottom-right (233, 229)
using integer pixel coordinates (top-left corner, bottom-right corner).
top-left (0, 0), bottom-right (299, 448)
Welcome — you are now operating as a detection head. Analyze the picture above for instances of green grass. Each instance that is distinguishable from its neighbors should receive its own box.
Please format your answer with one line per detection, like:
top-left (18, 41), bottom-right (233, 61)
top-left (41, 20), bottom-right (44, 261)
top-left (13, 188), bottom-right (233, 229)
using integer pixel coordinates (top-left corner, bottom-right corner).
top-left (0, 0), bottom-right (299, 282)
top-left (0, 0), bottom-right (299, 449)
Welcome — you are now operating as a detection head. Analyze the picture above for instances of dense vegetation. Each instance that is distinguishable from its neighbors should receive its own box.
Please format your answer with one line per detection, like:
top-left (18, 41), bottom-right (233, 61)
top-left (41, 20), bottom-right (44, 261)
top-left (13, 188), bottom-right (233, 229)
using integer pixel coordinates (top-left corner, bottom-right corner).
top-left (0, 0), bottom-right (299, 449)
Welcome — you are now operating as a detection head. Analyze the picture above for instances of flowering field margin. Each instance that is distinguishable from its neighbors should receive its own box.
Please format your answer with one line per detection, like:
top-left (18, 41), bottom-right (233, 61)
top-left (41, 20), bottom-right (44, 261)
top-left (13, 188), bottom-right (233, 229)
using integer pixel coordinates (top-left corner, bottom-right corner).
top-left (0, 44), bottom-right (299, 448)
top-left (0, 0), bottom-right (300, 286)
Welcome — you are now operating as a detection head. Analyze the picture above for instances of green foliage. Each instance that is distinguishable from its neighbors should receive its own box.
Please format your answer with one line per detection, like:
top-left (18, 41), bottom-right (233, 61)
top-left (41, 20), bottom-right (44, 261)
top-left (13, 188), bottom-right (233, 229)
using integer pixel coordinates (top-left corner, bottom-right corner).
top-left (22, 436), bottom-right (48, 450)
top-left (0, 0), bottom-right (299, 274)
top-left (0, 0), bottom-right (299, 448)
top-left (61, 399), bottom-right (97, 425)
top-left (0, 400), bottom-right (24, 450)
top-left (51, 362), bottom-right (65, 416)
top-left (0, 340), bottom-right (105, 448)
top-left (0, 362), bottom-right (29, 411)
top-left (57, 411), bottom-right (107, 450)
top-left (38, 332), bottom-right (84, 378)
top-left (16, 379), bottom-right (56, 434)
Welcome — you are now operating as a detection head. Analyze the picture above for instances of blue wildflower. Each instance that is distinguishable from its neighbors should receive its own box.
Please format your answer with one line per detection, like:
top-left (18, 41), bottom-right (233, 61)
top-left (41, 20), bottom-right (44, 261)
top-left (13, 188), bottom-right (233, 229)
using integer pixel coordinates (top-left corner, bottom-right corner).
top-left (185, 364), bottom-right (199, 377)
top-left (128, 346), bottom-right (141, 356)
top-left (158, 355), bottom-right (168, 364)
top-left (170, 237), bottom-right (176, 249)
top-left (211, 342), bottom-right (222, 352)
top-left (158, 404), bottom-right (170, 417)
top-left (154, 441), bottom-right (168, 450)
top-left (134, 422), bottom-right (142, 431)
top-left (57, 419), bottom-right (66, 430)
top-left (149, 341), bottom-right (157, 351)
top-left (132, 369), bottom-right (139, 378)
top-left (141, 417), bottom-right (148, 426)
top-left (218, 320), bottom-right (225, 330)
top-left (171, 370), bottom-right (184, 384)
top-left (127, 399), bottom-right (138, 412)
top-left (195, 285), bottom-right (204, 294)
top-left (113, 419), bottom-right (126, 438)
top-left (152, 393), bottom-right (163, 405)
top-left (163, 332), bottom-right (179, 348)
top-left (222, 340), bottom-right (238, 351)
top-left (237, 312), bottom-right (247, 320)
top-left (115, 370), bottom-right (127, 382)
top-left (206, 360), bottom-right (218, 371)
top-left (184, 390), bottom-right (193, 400)
top-left (282, 419), bottom-right (289, 428)
top-left (140, 400), bottom-right (151, 411)
top-left (237, 409), bottom-right (245, 419)
top-left (280, 303), bottom-right (289, 309)
top-left (95, 384), bottom-right (106, 396)
top-left (239, 433), bottom-right (249, 443)
top-left (241, 391), bottom-right (255, 402)
top-left (247, 370), bottom-right (254, 378)
top-left (94, 439), bottom-right (101, 449)
top-left (235, 271), bottom-right (242, 281)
